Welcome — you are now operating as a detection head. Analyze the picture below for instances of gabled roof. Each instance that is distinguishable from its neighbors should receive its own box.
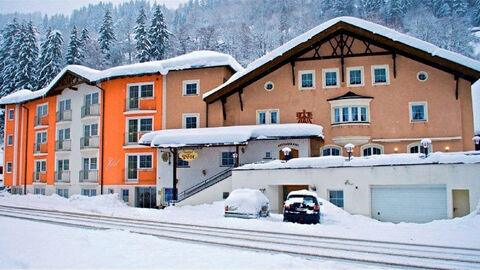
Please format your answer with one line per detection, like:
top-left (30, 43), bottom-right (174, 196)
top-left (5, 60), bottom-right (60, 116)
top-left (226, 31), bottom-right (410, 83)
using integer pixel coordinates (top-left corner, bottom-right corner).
top-left (327, 91), bottom-right (373, 101)
top-left (203, 16), bottom-right (480, 103)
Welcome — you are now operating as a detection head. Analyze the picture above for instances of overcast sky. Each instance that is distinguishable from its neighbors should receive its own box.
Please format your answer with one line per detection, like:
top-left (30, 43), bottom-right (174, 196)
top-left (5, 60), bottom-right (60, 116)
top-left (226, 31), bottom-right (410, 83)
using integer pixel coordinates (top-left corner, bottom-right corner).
top-left (0, 0), bottom-right (189, 15)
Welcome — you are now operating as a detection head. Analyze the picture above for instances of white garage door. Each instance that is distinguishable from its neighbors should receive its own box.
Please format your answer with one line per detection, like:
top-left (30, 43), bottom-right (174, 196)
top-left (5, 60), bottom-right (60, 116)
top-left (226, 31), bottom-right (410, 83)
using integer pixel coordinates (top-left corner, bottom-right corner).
top-left (371, 185), bottom-right (447, 223)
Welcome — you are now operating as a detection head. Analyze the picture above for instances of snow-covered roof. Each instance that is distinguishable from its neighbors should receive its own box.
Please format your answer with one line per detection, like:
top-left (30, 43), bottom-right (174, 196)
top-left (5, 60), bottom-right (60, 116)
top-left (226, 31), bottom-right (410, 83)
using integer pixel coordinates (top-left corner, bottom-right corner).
top-left (139, 124), bottom-right (324, 148)
top-left (237, 151), bottom-right (480, 170)
top-left (0, 51), bottom-right (242, 105)
top-left (204, 16), bottom-right (480, 100)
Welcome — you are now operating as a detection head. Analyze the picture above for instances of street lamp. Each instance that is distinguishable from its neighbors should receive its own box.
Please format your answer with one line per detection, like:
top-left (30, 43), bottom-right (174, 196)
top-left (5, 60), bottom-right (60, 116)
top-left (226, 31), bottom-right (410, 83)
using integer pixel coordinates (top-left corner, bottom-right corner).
top-left (473, 135), bottom-right (480, 151)
top-left (421, 138), bottom-right (432, 157)
top-left (282, 147), bottom-right (292, 161)
top-left (345, 143), bottom-right (354, 161)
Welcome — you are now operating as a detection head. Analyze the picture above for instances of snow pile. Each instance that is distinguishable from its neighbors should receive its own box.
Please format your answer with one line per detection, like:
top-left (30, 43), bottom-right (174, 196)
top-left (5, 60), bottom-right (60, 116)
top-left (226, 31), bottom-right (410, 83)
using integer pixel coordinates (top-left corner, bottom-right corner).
top-left (68, 194), bottom-right (128, 213)
top-left (224, 189), bottom-right (269, 214)
top-left (140, 123), bottom-right (323, 147)
top-left (204, 16), bottom-right (480, 99)
top-left (238, 151), bottom-right (480, 170)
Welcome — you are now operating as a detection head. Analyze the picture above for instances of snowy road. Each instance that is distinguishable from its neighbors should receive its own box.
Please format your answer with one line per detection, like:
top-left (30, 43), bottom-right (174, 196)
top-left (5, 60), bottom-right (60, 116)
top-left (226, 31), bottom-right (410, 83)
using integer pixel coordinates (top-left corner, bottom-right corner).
top-left (1, 204), bottom-right (479, 270)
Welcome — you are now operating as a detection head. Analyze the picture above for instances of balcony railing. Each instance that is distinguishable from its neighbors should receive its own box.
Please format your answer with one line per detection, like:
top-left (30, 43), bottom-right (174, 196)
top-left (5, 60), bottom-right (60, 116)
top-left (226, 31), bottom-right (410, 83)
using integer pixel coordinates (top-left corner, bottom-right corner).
top-left (34, 115), bottom-right (49, 126)
top-left (56, 110), bottom-right (72, 122)
top-left (55, 140), bottom-right (71, 151)
top-left (123, 168), bottom-right (155, 184)
top-left (79, 170), bottom-right (98, 183)
top-left (55, 171), bottom-right (71, 183)
top-left (81, 103), bottom-right (100, 118)
top-left (124, 131), bottom-right (149, 145)
top-left (33, 172), bottom-right (47, 183)
top-left (124, 168), bottom-right (138, 183)
top-left (125, 97), bottom-right (156, 112)
top-left (80, 136), bottom-right (99, 149)
top-left (34, 143), bottom-right (48, 154)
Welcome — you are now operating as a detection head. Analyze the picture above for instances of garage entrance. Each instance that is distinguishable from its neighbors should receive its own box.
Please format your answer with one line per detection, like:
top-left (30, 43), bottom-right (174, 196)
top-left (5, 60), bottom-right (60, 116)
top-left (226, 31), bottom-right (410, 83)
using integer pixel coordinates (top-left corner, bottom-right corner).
top-left (371, 185), bottom-right (447, 223)
top-left (282, 185), bottom-right (309, 202)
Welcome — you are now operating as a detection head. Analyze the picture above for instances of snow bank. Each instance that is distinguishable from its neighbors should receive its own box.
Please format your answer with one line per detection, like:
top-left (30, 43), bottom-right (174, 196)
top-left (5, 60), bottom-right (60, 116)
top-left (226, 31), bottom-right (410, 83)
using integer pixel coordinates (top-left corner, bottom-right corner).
top-left (238, 151), bottom-right (480, 170)
top-left (140, 123), bottom-right (323, 147)
top-left (204, 16), bottom-right (480, 99)
top-left (224, 189), bottom-right (269, 214)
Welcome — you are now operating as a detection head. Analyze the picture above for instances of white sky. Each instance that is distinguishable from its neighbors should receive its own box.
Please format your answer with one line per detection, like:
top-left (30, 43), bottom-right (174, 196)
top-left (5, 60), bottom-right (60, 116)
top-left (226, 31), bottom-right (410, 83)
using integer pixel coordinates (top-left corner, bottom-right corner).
top-left (0, 0), bottom-right (189, 15)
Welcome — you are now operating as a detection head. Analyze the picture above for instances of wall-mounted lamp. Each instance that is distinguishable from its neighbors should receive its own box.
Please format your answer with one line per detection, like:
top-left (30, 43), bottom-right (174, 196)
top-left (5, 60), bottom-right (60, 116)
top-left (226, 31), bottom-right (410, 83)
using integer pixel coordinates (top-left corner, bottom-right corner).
top-left (345, 143), bottom-right (354, 161)
top-left (421, 138), bottom-right (431, 157)
top-left (445, 146), bottom-right (450, 152)
top-left (394, 147), bottom-right (398, 153)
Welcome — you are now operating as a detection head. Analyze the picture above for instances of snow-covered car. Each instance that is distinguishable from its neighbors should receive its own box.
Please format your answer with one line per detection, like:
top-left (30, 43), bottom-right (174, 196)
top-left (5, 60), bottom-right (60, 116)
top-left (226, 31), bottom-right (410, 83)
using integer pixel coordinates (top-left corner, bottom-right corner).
top-left (283, 190), bottom-right (322, 224)
top-left (224, 189), bottom-right (270, 218)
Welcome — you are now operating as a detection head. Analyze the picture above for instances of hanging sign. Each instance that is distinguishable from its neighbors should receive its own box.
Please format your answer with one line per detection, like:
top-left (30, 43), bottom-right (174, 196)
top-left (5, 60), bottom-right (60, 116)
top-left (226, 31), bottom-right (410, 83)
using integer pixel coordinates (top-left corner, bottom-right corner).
top-left (179, 150), bottom-right (198, 161)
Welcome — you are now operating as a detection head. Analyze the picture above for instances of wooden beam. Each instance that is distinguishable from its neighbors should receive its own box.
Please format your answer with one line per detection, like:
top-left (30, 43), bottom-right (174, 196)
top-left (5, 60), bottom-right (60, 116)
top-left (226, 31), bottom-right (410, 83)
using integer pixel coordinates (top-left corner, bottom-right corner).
top-left (221, 97), bottom-right (227, 121)
top-left (238, 89), bottom-right (244, 111)
top-left (392, 52), bottom-right (397, 79)
top-left (205, 102), bottom-right (209, 127)
top-left (290, 61), bottom-right (295, 86)
top-left (455, 75), bottom-right (459, 100)
top-left (295, 51), bottom-right (391, 62)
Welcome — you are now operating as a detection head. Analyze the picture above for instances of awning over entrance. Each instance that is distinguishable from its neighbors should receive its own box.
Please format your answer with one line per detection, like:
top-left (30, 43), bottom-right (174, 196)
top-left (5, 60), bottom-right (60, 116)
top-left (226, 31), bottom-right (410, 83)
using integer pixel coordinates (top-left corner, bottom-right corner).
top-left (139, 124), bottom-right (324, 148)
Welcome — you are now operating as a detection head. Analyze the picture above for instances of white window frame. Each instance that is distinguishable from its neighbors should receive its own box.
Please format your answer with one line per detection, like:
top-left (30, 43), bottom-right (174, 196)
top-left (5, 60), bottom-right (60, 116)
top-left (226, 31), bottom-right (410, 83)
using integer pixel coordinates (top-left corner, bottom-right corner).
top-left (329, 99), bottom-right (371, 125)
top-left (256, 109), bottom-right (280, 125)
top-left (417, 71), bottom-right (428, 82)
top-left (360, 144), bottom-right (384, 156)
top-left (409, 102), bottom-right (428, 122)
top-left (183, 80), bottom-right (200, 96)
top-left (6, 162), bottom-right (12, 173)
top-left (347, 66), bottom-right (364, 87)
top-left (320, 145), bottom-right (342, 156)
top-left (220, 151), bottom-right (236, 167)
top-left (127, 82), bottom-right (155, 99)
top-left (407, 142), bottom-right (433, 154)
top-left (35, 159), bottom-right (47, 172)
top-left (8, 109), bottom-right (14, 120)
top-left (298, 70), bottom-right (316, 90)
top-left (264, 81), bottom-right (274, 91)
top-left (58, 99), bottom-right (71, 111)
top-left (322, 68), bottom-right (340, 88)
top-left (125, 153), bottom-right (153, 182)
top-left (57, 128), bottom-right (71, 140)
top-left (182, 113), bottom-right (200, 129)
top-left (36, 103), bottom-right (48, 117)
top-left (371, 65), bottom-right (390, 85)
top-left (35, 131), bottom-right (48, 144)
top-left (7, 135), bottom-right (13, 146)
top-left (126, 117), bottom-right (154, 134)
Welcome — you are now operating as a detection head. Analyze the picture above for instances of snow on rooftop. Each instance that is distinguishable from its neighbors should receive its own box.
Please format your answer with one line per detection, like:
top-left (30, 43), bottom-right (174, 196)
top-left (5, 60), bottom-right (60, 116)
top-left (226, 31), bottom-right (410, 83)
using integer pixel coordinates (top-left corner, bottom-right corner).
top-left (237, 151), bottom-right (480, 170)
top-left (139, 124), bottom-right (324, 148)
top-left (204, 16), bottom-right (480, 99)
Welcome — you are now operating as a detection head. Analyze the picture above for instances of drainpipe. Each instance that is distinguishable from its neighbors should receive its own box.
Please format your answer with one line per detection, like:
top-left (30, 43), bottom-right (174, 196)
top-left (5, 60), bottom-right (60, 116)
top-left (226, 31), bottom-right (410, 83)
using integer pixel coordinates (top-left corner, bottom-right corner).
top-left (170, 147), bottom-right (178, 201)
top-left (92, 84), bottom-right (106, 195)
top-left (20, 104), bottom-right (29, 195)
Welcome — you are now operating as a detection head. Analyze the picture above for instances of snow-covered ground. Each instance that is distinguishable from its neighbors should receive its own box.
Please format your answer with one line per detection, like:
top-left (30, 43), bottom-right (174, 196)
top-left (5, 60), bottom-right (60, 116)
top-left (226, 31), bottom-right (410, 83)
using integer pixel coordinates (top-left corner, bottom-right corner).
top-left (1, 192), bottom-right (479, 251)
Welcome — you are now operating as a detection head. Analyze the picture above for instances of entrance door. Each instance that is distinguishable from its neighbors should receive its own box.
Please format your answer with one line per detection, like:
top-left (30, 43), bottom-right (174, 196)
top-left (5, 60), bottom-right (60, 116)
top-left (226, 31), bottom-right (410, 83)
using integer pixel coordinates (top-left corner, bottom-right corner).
top-left (452, 190), bottom-right (470, 218)
top-left (135, 187), bottom-right (157, 208)
top-left (279, 148), bottom-right (299, 160)
top-left (282, 185), bottom-right (309, 202)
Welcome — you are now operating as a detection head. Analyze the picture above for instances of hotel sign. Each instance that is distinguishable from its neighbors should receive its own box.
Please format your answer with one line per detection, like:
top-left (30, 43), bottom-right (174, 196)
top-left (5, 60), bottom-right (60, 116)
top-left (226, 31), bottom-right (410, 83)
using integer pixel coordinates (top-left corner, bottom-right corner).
top-left (179, 150), bottom-right (198, 161)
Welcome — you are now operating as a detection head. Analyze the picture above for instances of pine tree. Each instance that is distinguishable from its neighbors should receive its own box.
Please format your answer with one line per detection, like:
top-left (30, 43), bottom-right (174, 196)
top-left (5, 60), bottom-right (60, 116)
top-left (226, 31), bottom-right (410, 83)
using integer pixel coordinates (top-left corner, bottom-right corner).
top-left (66, 26), bottom-right (81, 65)
top-left (37, 29), bottom-right (63, 88)
top-left (473, 0), bottom-right (480, 26)
top-left (279, 0), bottom-right (289, 45)
top-left (98, 10), bottom-right (116, 65)
top-left (148, 5), bottom-right (168, 60)
top-left (0, 19), bottom-right (21, 96)
top-left (332, 0), bottom-right (355, 16)
top-left (79, 27), bottom-right (90, 63)
top-left (14, 21), bottom-right (39, 91)
top-left (134, 6), bottom-right (151, 62)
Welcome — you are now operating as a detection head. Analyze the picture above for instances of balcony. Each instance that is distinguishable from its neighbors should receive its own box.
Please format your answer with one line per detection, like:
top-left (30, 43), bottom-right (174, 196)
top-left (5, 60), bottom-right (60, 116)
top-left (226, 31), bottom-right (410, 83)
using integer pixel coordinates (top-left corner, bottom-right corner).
top-left (56, 110), bottom-right (72, 122)
top-left (124, 132), bottom-right (148, 145)
top-left (34, 143), bottom-right (48, 154)
top-left (79, 170), bottom-right (98, 183)
top-left (55, 140), bottom-right (71, 151)
top-left (124, 168), bottom-right (155, 184)
top-left (81, 103), bottom-right (100, 118)
top-left (34, 115), bottom-right (49, 127)
top-left (55, 171), bottom-right (71, 184)
top-left (125, 97), bottom-right (156, 112)
top-left (80, 136), bottom-right (99, 149)
top-left (33, 172), bottom-right (47, 183)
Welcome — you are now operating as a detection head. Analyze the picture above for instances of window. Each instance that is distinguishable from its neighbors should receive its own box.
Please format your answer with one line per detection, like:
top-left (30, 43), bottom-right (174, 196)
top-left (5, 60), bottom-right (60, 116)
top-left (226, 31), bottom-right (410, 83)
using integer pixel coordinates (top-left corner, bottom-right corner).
top-left (264, 81), bottom-right (274, 91)
top-left (409, 102), bottom-right (427, 122)
top-left (82, 189), bottom-right (97, 197)
top-left (139, 155), bottom-right (152, 169)
top-left (140, 118), bottom-right (153, 132)
top-left (177, 157), bottom-right (189, 167)
top-left (57, 159), bottom-right (69, 171)
top-left (56, 188), bottom-right (69, 198)
top-left (299, 71), bottom-right (315, 89)
top-left (8, 109), bottom-right (14, 120)
top-left (84, 92), bottom-right (99, 105)
top-left (35, 160), bottom-right (47, 172)
top-left (417, 71), bottom-right (428, 82)
top-left (58, 128), bottom-right (70, 141)
top-left (83, 123), bottom-right (99, 137)
top-left (322, 146), bottom-right (341, 156)
top-left (6, 162), bottom-right (12, 173)
top-left (34, 188), bottom-right (46, 195)
top-left (183, 80), bottom-right (199, 96)
top-left (140, 84), bottom-right (154, 98)
top-left (408, 143), bottom-right (433, 154)
top-left (332, 106), bottom-right (369, 124)
top-left (329, 190), bottom-right (344, 208)
top-left (362, 145), bottom-right (383, 156)
top-left (322, 68), bottom-right (339, 88)
top-left (36, 131), bottom-right (47, 144)
top-left (347, 67), bottom-right (364, 86)
top-left (221, 152), bottom-right (235, 166)
top-left (58, 99), bottom-right (71, 111)
top-left (372, 65), bottom-right (389, 85)
top-left (264, 152), bottom-right (272, 159)
top-left (122, 189), bottom-right (129, 202)
top-left (183, 114), bottom-right (199, 129)
top-left (127, 118), bottom-right (153, 144)
top-left (7, 135), bottom-right (13, 146)
top-left (256, 110), bottom-right (279, 125)
top-left (37, 104), bottom-right (48, 117)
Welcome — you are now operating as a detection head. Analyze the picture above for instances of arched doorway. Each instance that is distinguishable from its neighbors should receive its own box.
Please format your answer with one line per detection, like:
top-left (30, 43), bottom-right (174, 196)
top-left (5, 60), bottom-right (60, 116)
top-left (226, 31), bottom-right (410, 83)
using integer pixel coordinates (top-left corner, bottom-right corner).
top-left (279, 148), bottom-right (299, 160)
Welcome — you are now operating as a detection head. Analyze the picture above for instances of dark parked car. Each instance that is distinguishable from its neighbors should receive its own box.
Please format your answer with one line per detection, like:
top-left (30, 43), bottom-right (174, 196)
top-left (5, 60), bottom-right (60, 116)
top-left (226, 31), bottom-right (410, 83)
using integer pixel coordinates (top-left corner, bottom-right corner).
top-left (283, 190), bottom-right (321, 224)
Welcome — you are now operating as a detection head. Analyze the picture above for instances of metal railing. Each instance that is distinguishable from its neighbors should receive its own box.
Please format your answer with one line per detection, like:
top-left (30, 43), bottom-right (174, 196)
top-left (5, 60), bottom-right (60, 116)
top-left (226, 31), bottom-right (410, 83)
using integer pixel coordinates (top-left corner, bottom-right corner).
top-left (124, 132), bottom-right (148, 145)
top-left (125, 97), bottom-right (156, 111)
top-left (80, 136), bottom-right (99, 149)
top-left (33, 172), bottom-right (47, 183)
top-left (34, 143), bottom-right (48, 154)
top-left (172, 167), bottom-right (233, 203)
top-left (124, 168), bottom-right (138, 183)
top-left (55, 140), bottom-right (71, 151)
top-left (34, 115), bottom-right (48, 126)
top-left (56, 110), bottom-right (72, 122)
top-left (81, 103), bottom-right (100, 118)
top-left (79, 170), bottom-right (98, 183)
top-left (54, 171), bottom-right (71, 183)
